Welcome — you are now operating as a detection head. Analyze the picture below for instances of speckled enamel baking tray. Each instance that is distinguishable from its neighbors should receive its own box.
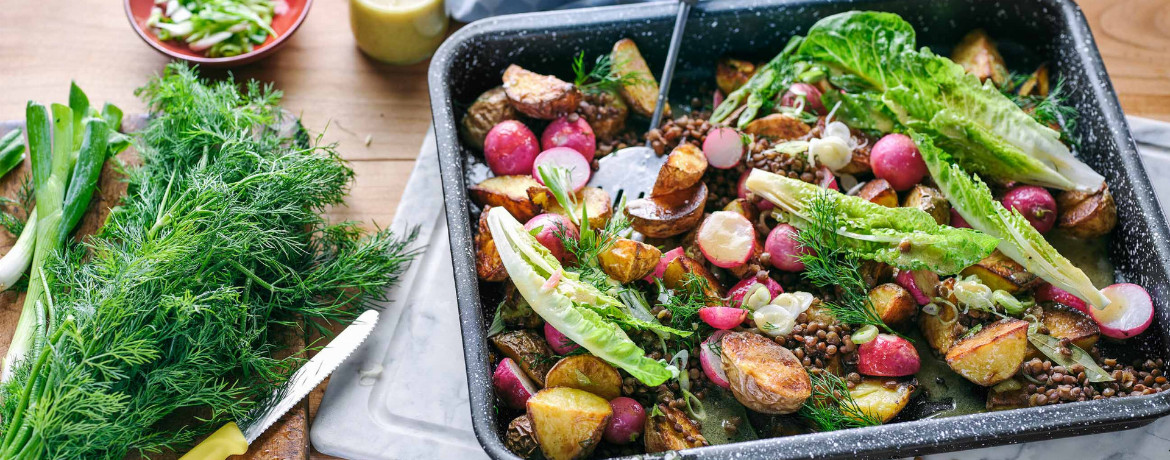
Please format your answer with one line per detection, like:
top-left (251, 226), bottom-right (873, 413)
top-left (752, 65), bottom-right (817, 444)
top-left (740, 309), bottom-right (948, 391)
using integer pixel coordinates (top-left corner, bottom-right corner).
top-left (428, 0), bottom-right (1170, 458)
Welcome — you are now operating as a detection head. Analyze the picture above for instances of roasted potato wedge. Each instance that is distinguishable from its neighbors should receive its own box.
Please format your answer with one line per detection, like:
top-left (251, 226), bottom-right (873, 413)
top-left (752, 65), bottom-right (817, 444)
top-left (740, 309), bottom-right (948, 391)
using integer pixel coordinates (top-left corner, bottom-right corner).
top-left (598, 238), bottom-right (661, 283)
top-left (902, 184), bottom-right (951, 225)
top-left (952, 29), bottom-right (1007, 85)
top-left (920, 300), bottom-right (964, 355)
top-left (544, 355), bottom-right (624, 400)
top-left (721, 198), bottom-right (759, 223)
top-left (612, 38), bottom-right (668, 118)
top-left (945, 318), bottom-right (1029, 386)
top-left (461, 86), bottom-right (520, 151)
top-left (1025, 304), bottom-right (1099, 360)
top-left (505, 415), bottom-right (541, 460)
top-left (653, 143), bottom-right (708, 197)
top-left (1017, 65), bottom-right (1050, 98)
top-left (529, 186), bottom-right (614, 229)
top-left (869, 283), bottom-right (916, 325)
top-left (716, 57), bottom-right (757, 94)
top-left (475, 206), bottom-right (508, 282)
top-left (859, 179), bottom-right (898, 208)
top-left (644, 404), bottom-right (707, 453)
top-left (491, 330), bottom-right (556, 387)
top-left (961, 250), bottom-right (1039, 294)
top-left (578, 88), bottom-right (629, 141)
top-left (527, 387), bottom-right (612, 460)
top-left (803, 299), bottom-right (838, 325)
top-left (626, 182), bottom-right (708, 238)
top-left (849, 378), bottom-right (913, 423)
top-left (1056, 184), bottom-right (1117, 239)
top-left (742, 113), bottom-right (811, 140)
top-left (662, 256), bottom-right (725, 301)
top-left (470, 175), bottom-right (543, 223)
top-left (502, 64), bottom-right (583, 120)
top-left (859, 260), bottom-right (895, 289)
top-left (721, 331), bottom-right (812, 414)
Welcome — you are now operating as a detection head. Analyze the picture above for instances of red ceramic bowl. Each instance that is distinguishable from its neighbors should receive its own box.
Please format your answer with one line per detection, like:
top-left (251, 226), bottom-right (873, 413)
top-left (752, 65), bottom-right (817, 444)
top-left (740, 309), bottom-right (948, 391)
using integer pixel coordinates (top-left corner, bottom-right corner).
top-left (124, 0), bottom-right (312, 67)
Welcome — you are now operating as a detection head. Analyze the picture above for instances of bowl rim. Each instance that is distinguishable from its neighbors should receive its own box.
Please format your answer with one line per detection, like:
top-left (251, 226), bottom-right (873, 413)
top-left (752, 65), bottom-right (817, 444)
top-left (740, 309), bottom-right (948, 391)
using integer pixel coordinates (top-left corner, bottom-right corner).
top-left (122, 0), bottom-right (314, 65)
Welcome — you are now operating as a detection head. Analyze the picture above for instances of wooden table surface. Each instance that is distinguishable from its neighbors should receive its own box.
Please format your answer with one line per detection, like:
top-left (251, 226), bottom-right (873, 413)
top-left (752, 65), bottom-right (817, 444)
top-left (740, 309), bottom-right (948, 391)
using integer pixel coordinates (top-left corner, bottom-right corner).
top-left (0, 0), bottom-right (1168, 458)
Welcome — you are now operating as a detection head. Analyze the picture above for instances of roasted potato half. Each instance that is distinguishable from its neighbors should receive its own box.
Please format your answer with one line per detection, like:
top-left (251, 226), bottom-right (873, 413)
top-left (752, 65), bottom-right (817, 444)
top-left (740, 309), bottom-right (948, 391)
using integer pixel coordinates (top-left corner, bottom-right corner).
top-left (952, 29), bottom-right (1007, 85)
top-left (869, 283), bottom-right (916, 325)
top-left (945, 319), bottom-right (1029, 386)
top-left (721, 331), bottom-right (812, 414)
top-left (859, 179), bottom-right (898, 208)
top-left (461, 86), bottom-right (520, 151)
top-left (470, 175), bottom-right (543, 223)
top-left (578, 88), bottom-right (629, 141)
top-left (598, 238), bottom-right (661, 283)
top-left (742, 113), bottom-right (811, 140)
top-left (902, 184), bottom-right (951, 225)
top-left (644, 404), bottom-right (708, 453)
top-left (960, 250), bottom-right (1039, 294)
top-left (662, 256), bottom-right (724, 301)
top-left (849, 378), bottom-right (913, 423)
top-left (527, 387), bottom-right (612, 460)
top-left (529, 186), bottom-right (614, 229)
top-left (544, 355), bottom-right (624, 400)
top-left (715, 57), bottom-right (757, 94)
top-left (626, 182), bottom-right (708, 238)
top-left (652, 143), bottom-right (708, 197)
top-left (612, 38), bottom-right (668, 118)
top-left (721, 198), bottom-right (759, 223)
top-left (1026, 304), bottom-right (1099, 360)
top-left (475, 206), bottom-right (508, 282)
top-left (505, 415), bottom-right (541, 460)
top-left (491, 330), bottom-right (556, 387)
top-left (859, 260), bottom-right (895, 289)
top-left (1056, 184), bottom-right (1117, 239)
top-left (502, 64), bottom-right (583, 120)
top-left (920, 301), bottom-right (964, 355)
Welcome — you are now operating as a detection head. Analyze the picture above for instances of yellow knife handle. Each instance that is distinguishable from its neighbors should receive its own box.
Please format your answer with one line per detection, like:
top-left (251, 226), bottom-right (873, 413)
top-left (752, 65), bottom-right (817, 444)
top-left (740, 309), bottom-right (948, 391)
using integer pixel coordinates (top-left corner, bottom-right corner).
top-left (179, 422), bottom-right (249, 460)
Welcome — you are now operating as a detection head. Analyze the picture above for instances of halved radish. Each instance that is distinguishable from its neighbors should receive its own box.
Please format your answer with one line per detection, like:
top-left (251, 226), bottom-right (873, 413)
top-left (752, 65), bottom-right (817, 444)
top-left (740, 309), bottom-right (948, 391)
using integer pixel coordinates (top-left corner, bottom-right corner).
top-left (533, 147), bottom-right (591, 192)
top-left (700, 331), bottom-right (731, 389)
top-left (1034, 282), bottom-right (1089, 314)
top-left (728, 277), bottom-right (783, 309)
top-left (699, 306), bottom-right (748, 330)
top-left (544, 322), bottom-right (580, 355)
top-left (697, 211), bottom-right (756, 268)
top-left (493, 358), bottom-right (538, 409)
top-left (644, 247), bottom-right (685, 282)
top-left (895, 269), bottom-right (940, 306)
top-left (1092, 283), bottom-right (1154, 339)
top-left (703, 126), bottom-right (745, 169)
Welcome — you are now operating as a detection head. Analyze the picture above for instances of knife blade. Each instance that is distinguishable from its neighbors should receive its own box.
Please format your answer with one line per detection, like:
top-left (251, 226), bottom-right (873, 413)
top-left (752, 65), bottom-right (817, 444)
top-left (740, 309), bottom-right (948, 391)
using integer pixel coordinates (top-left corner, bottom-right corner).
top-left (179, 309), bottom-right (380, 460)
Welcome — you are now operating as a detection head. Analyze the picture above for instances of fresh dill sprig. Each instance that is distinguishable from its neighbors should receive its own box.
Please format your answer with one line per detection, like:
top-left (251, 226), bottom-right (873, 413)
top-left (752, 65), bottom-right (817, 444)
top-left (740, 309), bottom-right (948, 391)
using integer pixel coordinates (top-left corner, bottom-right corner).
top-left (656, 274), bottom-right (710, 332)
top-left (799, 370), bottom-right (882, 431)
top-left (1000, 71), bottom-right (1079, 146)
top-left (0, 175), bottom-right (35, 236)
top-left (571, 51), bottom-right (647, 92)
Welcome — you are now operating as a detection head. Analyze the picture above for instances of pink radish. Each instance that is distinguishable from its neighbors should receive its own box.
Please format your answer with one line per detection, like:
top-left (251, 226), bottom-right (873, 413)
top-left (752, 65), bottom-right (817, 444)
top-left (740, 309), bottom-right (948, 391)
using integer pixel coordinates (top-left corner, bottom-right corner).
top-left (713, 89), bottom-right (725, 108)
top-left (728, 277), bottom-right (783, 309)
top-left (857, 334), bottom-right (921, 377)
top-left (544, 322), bottom-right (580, 355)
top-left (699, 306), bottom-right (748, 330)
top-left (484, 120), bottom-right (540, 176)
top-left (533, 147), bottom-right (591, 192)
top-left (541, 116), bottom-right (597, 162)
top-left (780, 82), bottom-right (826, 114)
top-left (1034, 282), bottom-right (1089, 314)
top-left (700, 331), bottom-right (731, 389)
top-left (492, 358), bottom-right (538, 409)
top-left (871, 133), bottom-right (927, 191)
top-left (1001, 185), bottom-right (1058, 234)
top-left (895, 269), bottom-right (940, 306)
top-left (525, 213), bottom-right (579, 263)
top-left (697, 211), bottom-right (756, 268)
top-left (603, 397), bottom-right (646, 444)
top-left (818, 166), bottom-right (839, 191)
top-left (703, 126), bottom-right (745, 169)
top-left (1092, 283), bottom-right (1154, 339)
top-left (765, 223), bottom-right (809, 272)
top-left (645, 247), bottom-right (685, 282)
top-left (950, 208), bottom-right (971, 228)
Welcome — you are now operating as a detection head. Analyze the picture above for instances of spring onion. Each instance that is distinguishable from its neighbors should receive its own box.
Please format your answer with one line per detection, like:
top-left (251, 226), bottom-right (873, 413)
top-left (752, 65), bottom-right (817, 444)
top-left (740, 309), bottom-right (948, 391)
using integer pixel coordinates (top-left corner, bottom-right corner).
top-left (148, 0), bottom-right (282, 58)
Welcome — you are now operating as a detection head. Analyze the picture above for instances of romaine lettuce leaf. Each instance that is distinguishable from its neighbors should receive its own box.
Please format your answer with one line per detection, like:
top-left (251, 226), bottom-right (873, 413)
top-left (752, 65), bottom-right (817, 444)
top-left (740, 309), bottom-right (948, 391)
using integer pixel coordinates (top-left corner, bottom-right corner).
top-left (745, 169), bottom-right (998, 275)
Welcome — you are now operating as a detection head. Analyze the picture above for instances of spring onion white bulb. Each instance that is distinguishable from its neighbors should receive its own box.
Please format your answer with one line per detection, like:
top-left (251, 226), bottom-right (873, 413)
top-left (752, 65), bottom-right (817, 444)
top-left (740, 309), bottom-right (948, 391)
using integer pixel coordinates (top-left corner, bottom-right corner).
top-left (0, 208), bottom-right (36, 292)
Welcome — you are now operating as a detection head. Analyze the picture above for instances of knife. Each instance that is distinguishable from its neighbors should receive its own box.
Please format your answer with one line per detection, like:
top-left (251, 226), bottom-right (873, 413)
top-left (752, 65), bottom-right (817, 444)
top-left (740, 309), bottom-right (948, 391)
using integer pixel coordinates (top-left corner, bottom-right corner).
top-left (179, 309), bottom-right (380, 460)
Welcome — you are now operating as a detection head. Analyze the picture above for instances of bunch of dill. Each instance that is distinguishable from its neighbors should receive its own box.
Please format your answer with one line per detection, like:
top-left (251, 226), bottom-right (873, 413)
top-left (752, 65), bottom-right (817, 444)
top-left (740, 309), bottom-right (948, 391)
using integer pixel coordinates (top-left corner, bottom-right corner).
top-left (0, 63), bottom-right (416, 459)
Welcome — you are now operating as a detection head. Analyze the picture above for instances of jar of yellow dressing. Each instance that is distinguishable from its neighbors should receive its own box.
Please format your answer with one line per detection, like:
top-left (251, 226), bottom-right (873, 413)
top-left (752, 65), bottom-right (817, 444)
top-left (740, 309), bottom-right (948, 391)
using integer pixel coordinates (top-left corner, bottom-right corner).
top-left (350, 0), bottom-right (449, 65)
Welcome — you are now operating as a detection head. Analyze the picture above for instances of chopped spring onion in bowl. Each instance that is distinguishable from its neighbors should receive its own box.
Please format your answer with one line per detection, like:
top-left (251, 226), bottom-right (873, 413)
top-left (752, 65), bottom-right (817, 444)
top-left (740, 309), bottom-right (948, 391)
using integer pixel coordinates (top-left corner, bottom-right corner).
top-left (146, 0), bottom-right (285, 58)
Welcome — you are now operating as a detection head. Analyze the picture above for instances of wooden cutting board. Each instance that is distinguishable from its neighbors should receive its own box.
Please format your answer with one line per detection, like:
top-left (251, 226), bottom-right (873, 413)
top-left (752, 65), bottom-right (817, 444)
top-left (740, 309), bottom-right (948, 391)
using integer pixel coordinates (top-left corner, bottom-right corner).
top-left (0, 117), bottom-right (309, 460)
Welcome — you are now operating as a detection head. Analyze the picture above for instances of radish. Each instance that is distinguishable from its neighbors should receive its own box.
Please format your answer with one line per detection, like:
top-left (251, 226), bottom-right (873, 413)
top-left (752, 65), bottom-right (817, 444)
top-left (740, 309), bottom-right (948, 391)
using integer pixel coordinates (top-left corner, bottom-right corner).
top-left (699, 306), bottom-right (748, 330)
top-left (950, 208), bottom-right (971, 228)
top-left (644, 247), bottom-right (685, 282)
top-left (1001, 185), bottom-right (1058, 234)
top-left (818, 166), bottom-right (839, 191)
top-left (697, 211), bottom-right (756, 268)
top-left (533, 147), bottom-right (591, 192)
top-left (857, 334), bottom-right (920, 377)
top-left (703, 126), bottom-right (745, 169)
top-left (525, 213), bottom-right (578, 263)
top-left (1092, 283), bottom-right (1154, 339)
top-left (492, 358), bottom-right (538, 409)
top-left (895, 269), bottom-right (939, 306)
top-left (1034, 282), bottom-right (1089, 314)
top-left (604, 397), bottom-right (646, 444)
top-left (541, 116), bottom-right (597, 163)
top-left (764, 223), bottom-right (809, 272)
top-left (484, 120), bottom-right (540, 176)
top-left (713, 89), bottom-right (725, 108)
top-left (729, 277), bottom-right (783, 309)
top-left (544, 322), bottom-right (580, 355)
top-left (780, 82), bottom-right (826, 114)
top-left (871, 133), bottom-right (927, 191)
top-left (700, 331), bottom-right (731, 389)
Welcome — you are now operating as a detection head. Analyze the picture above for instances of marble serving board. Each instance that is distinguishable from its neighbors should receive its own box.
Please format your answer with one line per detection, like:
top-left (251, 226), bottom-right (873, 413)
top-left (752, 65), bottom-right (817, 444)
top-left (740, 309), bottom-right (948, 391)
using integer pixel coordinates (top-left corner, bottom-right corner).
top-left (312, 119), bottom-right (1170, 460)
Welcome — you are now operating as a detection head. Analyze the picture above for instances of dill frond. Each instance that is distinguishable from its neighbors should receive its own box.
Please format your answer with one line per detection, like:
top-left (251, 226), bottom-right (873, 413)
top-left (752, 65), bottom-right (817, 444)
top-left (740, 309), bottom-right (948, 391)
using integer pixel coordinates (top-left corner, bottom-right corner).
top-left (799, 370), bottom-right (882, 431)
top-left (572, 51), bottom-right (648, 92)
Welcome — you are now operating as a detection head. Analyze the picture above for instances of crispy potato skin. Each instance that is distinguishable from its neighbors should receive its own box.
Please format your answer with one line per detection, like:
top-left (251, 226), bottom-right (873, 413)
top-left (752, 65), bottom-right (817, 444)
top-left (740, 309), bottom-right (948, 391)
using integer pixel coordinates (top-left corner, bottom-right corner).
top-left (503, 64), bottom-right (583, 120)
top-left (491, 330), bottom-right (555, 387)
top-left (742, 114), bottom-right (811, 140)
top-left (902, 184), bottom-right (951, 225)
top-left (505, 415), bottom-right (541, 459)
top-left (626, 182), bottom-right (708, 238)
top-left (612, 39), bottom-right (668, 118)
top-left (721, 332), bottom-right (812, 414)
top-left (1056, 184), bottom-right (1117, 239)
top-left (869, 283), bottom-right (916, 325)
top-left (643, 404), bottom-right (707, 453)
top-left (919, 300), bottom-right (964, 355)
top-left (652, 144), bottom-right (708, 197)
top-left (461, 86), bottom-right (520, 151)
top-left (527, 387), bottom-right (612, 460)
top-left (945, 319), bottom-right (1029, 386)
top-left (961, 250), bottom-right (1039, 294)
top-left (1025, 304), bottom-right (1099, 360)
top-left (470, 175), bottom-right (543, 223)
top-left (859, 179), bottom-right (898, 208)
top-left (849, 378), bottom-right (912, 422)
top-left (662, 256), bottom-right (725, 301)
top-left (578, 88), bottom-right (629, 141)
top-left (529, 186), bottom-right (614, 229)
top-left (598, 238), bottom-right (661, 283)
top-left (952, 29), bottom-right (1008, 85)
top-left (544, 355), bottom-right (624, 400)
top-left (859, 260), bottom-right (895, 289)
top-left (475, 206), bottom-right (508, 282)
top-left (716, 57), bottom-right (757, 94)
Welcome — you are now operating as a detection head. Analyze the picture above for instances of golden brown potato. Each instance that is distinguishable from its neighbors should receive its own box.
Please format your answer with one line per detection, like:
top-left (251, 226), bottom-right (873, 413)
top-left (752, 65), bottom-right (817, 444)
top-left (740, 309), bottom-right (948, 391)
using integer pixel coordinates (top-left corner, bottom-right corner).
top-left (644, 404), bottom-right (707, 453)
top-left (527, 387), bottom-right (612, 460)
top-left (869, 283), bottom-right (916, 325)
top-left (461, 86), bottom-right (520, 150)
top-left (803, 300), bottom-right (839, 325)
top-left (1017, 65), bottom-right (1050, 98)
top-left (859, 179), bottom-right (898, 208)
top-left (1056, 184), bottom-right (1117, 239)
top-left (945, 319), bottom-right (1029, 386)
top-left (529, 186), bottom-right (614, 229)
top-left (849, 378), bottom-right (912, 423)
top-left (720, 331), bottom-right (812, 414)
top-left (598, 238), bottom-right (661, 283)
top-left (470, 175), bottom-right (543, 223)
top-left (960, 250), bottom-right (1039, 294)
top-left (652, 143), bottom-right (708, 197)
top-left (662, 256), bottom-right (724, 301)
top-left (475, 206), bottom-right (508, 282)
top-left (491, 330), bottom-right (555, 387)
top-left (1025, 304), bottom-right (1099, 360)
top-left (859, 260), bottom-right (895, 289)
top-left (716, 57), bottom-right (757, 95)
top-left (721, 198), bottom-right (759, 223)
top-left (920, 300), bottom-right (964, 355)
top-left (902, 184), bottom-right (951, 225)
top-left (578, 88), bottom-right (629, 141)
top-left (544, 355), bottom-right (624, 400)
top-left (502, 64), bottom-right (583, 120)
top-left (505, 415), bottom-right (541, 459)
top-left (626, 182), bottom-right (708, 238)
top-left (742, 114), bottom-right (811, 140)
top-left (611, 38), bottom-right (668, 118)
top-left (952, 29), bottom-right (1007, 85)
